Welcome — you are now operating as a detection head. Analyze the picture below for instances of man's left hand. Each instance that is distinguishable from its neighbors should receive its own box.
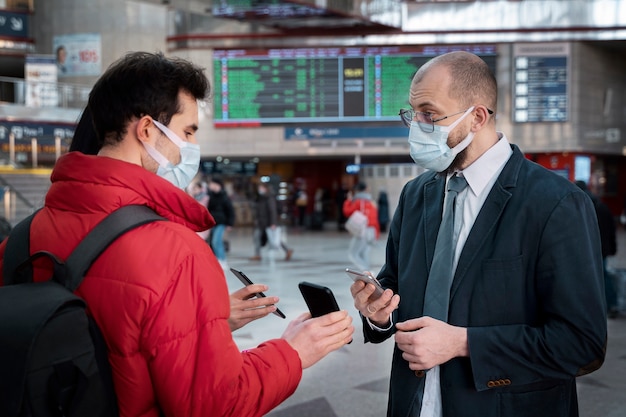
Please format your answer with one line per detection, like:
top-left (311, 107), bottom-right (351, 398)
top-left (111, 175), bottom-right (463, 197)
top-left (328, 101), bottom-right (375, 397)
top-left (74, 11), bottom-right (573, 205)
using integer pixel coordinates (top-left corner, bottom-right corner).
top-left (394, 316), bottom-right (468, 371)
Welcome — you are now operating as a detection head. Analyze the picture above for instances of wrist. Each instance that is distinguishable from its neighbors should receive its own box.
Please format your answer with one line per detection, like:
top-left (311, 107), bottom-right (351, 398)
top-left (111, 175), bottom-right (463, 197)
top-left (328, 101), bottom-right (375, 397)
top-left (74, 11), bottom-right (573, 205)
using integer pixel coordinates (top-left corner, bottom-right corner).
top-left (366, 315), bottom-right (394, 332)
top-left (455, 327), bottom-right (469, 357)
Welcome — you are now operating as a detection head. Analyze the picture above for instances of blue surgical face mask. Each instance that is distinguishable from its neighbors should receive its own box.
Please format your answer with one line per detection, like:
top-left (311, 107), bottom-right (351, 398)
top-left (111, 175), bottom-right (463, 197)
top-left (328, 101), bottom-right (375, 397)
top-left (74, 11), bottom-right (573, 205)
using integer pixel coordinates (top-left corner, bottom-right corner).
top-left (408, 106), bottom-right (475, 172)
top-left (143, 119), bottom-right (200, 189)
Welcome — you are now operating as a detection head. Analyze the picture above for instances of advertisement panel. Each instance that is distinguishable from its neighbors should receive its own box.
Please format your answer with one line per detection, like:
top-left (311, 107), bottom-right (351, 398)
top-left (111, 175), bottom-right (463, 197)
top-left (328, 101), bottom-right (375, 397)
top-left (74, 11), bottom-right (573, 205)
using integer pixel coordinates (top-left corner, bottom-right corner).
top-left (24, 55), bottom-right (58, 108)
top-left (52, 33), bottom-right (102, 77)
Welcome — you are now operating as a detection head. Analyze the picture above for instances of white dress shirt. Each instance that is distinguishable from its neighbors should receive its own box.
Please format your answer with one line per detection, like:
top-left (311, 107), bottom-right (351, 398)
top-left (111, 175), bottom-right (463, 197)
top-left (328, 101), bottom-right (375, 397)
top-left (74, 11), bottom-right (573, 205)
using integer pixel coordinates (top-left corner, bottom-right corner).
top-left (420, 133), bottom-right (512, 417)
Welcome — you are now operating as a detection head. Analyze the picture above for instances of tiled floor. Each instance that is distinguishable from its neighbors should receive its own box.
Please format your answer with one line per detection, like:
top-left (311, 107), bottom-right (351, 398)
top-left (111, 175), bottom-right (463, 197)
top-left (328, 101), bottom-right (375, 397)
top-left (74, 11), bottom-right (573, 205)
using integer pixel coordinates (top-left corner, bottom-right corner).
top-left (219, 225), bottom-right (626, 417)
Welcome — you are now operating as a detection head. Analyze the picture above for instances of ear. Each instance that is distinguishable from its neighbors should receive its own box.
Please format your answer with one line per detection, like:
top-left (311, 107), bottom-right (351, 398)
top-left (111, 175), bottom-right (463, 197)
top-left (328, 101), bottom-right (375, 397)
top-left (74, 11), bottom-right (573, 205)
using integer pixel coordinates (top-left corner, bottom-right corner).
top-left (471, 105), bottom-right (492, 131)
top-left (135, 116), bottom-right (156, 144)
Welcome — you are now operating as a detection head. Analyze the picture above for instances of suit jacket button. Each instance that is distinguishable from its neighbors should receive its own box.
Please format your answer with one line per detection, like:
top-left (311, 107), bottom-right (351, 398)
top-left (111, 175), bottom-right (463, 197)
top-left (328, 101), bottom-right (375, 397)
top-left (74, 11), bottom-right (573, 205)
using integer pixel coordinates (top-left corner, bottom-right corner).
top-left (487, 381), bottom-right (495, 388)
top-left (415, 370), bottom-right (426, 378)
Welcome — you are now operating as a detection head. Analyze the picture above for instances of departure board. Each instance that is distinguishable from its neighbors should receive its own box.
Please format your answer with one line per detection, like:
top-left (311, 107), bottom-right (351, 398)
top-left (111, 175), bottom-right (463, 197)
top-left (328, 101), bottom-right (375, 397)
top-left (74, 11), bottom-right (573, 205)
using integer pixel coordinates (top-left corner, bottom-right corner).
top-left (213, 45), bottom-right (497, 127)
top-left (513, 43), bottom-right (569, 123)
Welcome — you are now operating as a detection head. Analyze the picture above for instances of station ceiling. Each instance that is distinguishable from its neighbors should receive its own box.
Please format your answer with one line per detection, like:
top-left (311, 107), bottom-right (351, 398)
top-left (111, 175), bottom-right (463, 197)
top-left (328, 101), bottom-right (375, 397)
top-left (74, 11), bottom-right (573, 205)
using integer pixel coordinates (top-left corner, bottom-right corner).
top-left (2, 0), bottom-right (626, 76)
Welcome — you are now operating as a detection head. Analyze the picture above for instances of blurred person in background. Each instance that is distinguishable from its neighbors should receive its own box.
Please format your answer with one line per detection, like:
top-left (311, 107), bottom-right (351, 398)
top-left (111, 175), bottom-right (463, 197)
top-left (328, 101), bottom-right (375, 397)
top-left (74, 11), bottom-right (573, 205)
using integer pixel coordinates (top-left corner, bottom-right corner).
top-left (207, 177), bottom-right (235, 270)
top-left (377, 190), bottom-right (390, 233)
top-left (343, 181), bottom-right (380, 271)
top-left (576, 180), bottom-right (618, 318)
top-left (251, 182), bottom-right (294, 261)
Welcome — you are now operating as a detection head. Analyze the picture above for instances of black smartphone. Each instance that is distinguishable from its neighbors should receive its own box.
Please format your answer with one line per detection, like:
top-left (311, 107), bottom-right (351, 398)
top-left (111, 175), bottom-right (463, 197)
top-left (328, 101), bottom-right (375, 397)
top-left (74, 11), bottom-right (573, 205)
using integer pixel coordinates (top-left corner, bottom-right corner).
top-left (229, 268), bottom-right (286, 319)
top-left (298, 281), bottom-right (340, 318)
top-left (345, 268), bottom-right (384, 300)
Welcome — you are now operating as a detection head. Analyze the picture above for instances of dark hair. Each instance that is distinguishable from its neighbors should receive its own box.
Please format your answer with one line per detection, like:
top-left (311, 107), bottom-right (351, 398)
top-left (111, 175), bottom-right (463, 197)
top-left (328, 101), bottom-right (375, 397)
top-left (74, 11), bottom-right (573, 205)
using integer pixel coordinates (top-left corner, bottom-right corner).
top-left (355, 182), bottom-right (367, 192)
top-left (69, 106), bottom-right (100, 154)
top-left (88, 51), bottom-right (210, 148)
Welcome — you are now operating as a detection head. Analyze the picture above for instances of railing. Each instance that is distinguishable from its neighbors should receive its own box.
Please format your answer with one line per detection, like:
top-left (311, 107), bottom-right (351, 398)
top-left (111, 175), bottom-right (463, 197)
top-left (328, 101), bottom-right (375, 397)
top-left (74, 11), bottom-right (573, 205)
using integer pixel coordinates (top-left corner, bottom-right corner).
top-left (0, 77), bottom-right (85, 169)
top-left (1, 185), bottom-right (18, 223)
top-left (0, 76), bottom-right (90, 109)
top-left (0, 179), bottom-right (37, 225)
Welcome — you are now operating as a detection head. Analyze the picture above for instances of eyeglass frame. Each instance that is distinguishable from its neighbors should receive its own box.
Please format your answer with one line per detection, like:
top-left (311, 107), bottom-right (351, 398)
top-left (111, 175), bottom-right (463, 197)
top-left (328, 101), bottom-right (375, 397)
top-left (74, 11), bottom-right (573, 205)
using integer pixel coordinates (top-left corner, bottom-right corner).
top-left (398, 107), bottom-right (494, 132)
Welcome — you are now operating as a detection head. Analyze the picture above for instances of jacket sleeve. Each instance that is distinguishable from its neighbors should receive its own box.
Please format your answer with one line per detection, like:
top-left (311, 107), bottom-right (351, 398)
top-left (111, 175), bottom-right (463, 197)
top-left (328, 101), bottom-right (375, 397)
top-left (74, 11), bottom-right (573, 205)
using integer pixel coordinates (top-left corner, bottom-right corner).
top-left (144, 247), bottom-right (302, 417)
top-left (362, 184), bottom-right (412, 344)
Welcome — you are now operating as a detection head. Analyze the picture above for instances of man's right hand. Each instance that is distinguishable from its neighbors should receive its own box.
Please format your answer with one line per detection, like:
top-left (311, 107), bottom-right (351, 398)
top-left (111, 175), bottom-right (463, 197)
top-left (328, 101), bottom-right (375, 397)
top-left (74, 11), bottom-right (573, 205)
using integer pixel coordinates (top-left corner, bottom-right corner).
top-left (281, 311), bottom-right (354, 369)
top-left (228, 284), bottom-right (280, 332)
top-left (350, 279), bottom-right (399, 327)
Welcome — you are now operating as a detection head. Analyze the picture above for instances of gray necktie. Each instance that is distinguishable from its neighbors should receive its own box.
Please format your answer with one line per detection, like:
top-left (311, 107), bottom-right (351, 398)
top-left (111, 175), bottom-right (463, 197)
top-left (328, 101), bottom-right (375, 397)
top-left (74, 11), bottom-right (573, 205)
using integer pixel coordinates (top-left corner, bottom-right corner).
top-left (423, 174), bottom-right (468, 321)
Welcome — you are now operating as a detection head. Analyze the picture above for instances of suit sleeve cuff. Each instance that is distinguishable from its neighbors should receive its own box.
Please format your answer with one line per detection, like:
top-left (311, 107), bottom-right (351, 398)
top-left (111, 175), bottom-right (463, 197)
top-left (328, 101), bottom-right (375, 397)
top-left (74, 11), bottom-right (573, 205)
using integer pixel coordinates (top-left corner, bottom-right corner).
top-left (366, 314), bottom-right (394, 331)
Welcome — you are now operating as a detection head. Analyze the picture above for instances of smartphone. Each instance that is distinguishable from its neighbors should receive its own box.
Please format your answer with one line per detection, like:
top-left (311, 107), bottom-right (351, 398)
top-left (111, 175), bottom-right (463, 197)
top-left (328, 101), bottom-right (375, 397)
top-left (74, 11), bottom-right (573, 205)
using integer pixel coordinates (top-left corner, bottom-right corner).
top-left (298, 281), bottom-right (341, 318)
top-left (345, 268), bottom-right (384, 300)
top-left (229, 268), bottom-right (286, 319)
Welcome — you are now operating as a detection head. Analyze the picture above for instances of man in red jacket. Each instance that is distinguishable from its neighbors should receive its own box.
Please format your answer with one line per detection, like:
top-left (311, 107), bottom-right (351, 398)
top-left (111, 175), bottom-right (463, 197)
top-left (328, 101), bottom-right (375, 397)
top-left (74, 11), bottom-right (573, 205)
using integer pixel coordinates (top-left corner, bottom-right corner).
top-left (0, 52), bottom-right (354, 417)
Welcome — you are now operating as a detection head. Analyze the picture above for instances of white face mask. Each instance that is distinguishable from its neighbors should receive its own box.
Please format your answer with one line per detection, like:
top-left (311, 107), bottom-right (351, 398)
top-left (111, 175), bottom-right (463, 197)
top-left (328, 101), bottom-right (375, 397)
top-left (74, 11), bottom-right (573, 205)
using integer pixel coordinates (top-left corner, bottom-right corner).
top-left (408, 106), bottom-right (475, 172)
top-left (143, 119), bottom-right (200, 189)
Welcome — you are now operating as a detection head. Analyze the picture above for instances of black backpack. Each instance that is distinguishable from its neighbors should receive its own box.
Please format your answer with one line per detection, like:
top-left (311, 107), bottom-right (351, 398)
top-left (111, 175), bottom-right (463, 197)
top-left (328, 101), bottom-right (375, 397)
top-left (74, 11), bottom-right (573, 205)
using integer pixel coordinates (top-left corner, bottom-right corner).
top-left (0, 215), bottom-right (12, 242)
top-left (0, 205), bottom-right (165, 417)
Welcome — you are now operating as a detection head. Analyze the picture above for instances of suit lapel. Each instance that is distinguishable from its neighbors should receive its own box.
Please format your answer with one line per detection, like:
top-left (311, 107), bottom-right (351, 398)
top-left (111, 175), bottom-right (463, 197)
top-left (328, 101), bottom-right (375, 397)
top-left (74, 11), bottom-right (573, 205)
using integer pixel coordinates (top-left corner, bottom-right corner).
top-left (423, 174), bottom-right (445, 271)
top-left (450, 145), bottom-right (524, 300)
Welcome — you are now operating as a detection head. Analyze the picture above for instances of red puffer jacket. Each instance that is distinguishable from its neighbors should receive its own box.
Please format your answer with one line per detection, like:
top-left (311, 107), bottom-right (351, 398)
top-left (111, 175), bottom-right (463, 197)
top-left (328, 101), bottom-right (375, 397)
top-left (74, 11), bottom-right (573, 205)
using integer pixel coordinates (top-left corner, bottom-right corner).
top-left (0, 152), bottom-right (302, 417)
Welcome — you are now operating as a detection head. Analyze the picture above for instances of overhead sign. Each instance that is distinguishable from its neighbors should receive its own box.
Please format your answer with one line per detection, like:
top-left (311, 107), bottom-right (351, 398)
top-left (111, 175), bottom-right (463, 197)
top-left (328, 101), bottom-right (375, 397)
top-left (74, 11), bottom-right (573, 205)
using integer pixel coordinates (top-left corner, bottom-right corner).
top-left (0, 120), bottom-right (74, 155)
top-left (513, 43), bottom-right (569, 123)
top-left (0, 10), bottom-right (28, 37)
top-left (285, 126), bottom-right (408, 140)
top-left (201, 160), bottom-right (257, 176)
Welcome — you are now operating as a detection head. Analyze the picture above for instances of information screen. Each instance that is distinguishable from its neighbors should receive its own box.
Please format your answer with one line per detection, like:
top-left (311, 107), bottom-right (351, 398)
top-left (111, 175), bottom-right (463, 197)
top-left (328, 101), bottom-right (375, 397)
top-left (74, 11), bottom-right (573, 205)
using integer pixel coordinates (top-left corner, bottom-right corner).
top-left (213, 45), bottom-right (497, 127)
top-left (513, 43), bottom-right (569, 123)
top-left (212, 0), bottom-right (333, 20)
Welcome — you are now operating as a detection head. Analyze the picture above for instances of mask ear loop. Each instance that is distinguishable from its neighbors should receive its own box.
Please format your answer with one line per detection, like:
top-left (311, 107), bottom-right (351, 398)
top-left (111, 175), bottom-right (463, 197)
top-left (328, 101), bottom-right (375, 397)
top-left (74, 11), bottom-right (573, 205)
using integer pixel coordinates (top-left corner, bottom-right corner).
top-left (440, 106), bottom-right (475, 133)
top-left (153, 119), bottom-right (186, 147)
top-left (142, 142), bottom-right (171, 168)
top-left (141, 119), bottom-right (182, 169)
top-left (447, 106), bottom-right (477, 157)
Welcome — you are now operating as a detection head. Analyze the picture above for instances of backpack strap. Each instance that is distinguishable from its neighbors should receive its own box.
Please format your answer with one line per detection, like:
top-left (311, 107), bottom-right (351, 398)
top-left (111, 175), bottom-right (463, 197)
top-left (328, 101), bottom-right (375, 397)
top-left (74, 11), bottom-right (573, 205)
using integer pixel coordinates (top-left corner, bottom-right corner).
top-left (2, 210), bottom-right (41, 286)
top-left (3, 205), bottom-right (165, 289)
top-left (63, 205), bottom-right (165, 291)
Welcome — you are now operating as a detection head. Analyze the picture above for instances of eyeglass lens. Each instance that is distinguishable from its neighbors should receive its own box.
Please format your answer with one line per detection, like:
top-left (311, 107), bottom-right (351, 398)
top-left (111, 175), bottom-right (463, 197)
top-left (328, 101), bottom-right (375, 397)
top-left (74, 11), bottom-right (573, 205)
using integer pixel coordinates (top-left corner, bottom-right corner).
top-left (400, 109), bottom-right (434, 132)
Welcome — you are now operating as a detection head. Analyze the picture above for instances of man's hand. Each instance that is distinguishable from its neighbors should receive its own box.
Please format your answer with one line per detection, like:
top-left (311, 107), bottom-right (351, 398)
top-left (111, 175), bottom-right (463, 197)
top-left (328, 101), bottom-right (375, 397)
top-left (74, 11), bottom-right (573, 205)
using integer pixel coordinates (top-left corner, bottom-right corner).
top-left (350, 278), bottom-right (399, 327)
top-left (394, 316), bottom-right (468, 371)
top-left (281, 311), bottom-right (354, 369)
top-left (228, 284), bottom-right (280, 332)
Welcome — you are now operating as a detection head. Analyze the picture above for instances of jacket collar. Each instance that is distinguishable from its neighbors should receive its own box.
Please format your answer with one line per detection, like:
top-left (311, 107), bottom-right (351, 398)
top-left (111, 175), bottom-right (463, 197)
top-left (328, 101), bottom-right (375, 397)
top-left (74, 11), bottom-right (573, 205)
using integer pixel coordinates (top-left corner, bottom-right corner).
top-left (48, 152), bottom-right (215, 232)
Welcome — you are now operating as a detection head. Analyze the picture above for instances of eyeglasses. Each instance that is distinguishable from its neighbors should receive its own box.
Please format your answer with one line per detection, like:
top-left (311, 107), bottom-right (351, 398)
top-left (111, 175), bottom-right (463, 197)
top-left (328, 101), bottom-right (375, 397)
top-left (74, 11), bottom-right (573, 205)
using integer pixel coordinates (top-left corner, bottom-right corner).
top-left (398, 107), bottom-right (494, 132)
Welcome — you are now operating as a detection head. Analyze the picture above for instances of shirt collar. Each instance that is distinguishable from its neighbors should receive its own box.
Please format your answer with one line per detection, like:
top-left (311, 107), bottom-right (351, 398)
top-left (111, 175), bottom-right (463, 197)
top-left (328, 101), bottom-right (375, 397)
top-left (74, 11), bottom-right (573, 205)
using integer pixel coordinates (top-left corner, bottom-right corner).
top-left (456, 132), bottom-right (512, 197)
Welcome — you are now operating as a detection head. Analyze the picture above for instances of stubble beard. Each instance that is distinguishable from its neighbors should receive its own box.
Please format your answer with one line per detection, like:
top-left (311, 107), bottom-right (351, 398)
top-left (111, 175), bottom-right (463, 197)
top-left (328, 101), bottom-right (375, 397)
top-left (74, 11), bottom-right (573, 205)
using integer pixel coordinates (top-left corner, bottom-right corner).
top-left (445, 128), bottom-right (470, 174)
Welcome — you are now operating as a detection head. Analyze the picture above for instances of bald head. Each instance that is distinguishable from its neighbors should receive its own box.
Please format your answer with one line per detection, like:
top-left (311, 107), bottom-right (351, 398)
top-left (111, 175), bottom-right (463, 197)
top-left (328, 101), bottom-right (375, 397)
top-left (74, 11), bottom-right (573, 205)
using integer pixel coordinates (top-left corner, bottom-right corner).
top-left (412, 51), bottom-right (497, 113)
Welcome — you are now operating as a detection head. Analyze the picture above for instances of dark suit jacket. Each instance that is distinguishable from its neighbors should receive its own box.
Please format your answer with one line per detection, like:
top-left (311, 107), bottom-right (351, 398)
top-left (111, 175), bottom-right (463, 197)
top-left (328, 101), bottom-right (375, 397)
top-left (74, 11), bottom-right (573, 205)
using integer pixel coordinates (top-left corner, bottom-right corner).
top-left (364, 145), bottom-right (607, 417)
